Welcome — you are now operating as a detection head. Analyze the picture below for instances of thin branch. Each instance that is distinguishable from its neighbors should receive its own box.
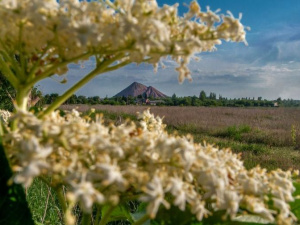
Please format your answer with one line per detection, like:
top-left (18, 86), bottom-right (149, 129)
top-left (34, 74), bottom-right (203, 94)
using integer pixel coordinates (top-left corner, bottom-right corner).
top-left (18, 23), bottom-right (27, 80)
top-left (0, 40), bottom-right (24, 78)
top-left (104, 59), bottom-right (131, 72)
top-left (41, 185), bottom-right (51, 224)
top-left (56, 186), bottom-right (67, 215)
top-left (38, 53), bottom-right (126, 118)
top-left (95, 205), bottom-right (102, 225)
top-left (81, 213), bottom-right (91, 225)
top-left (27, 45), bottom-right (51, 80)
top-left (26, 52), bottom-right (92, 88)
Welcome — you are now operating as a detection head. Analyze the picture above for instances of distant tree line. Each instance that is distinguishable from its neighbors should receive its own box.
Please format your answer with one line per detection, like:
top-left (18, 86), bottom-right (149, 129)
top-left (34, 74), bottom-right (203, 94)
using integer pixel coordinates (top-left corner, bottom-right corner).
top-left (41, 90), bottom-right (300, 108)
top-left (163, 92), bottom-right (276, 107)
top-left (1, 87), bottom-right (300, 111)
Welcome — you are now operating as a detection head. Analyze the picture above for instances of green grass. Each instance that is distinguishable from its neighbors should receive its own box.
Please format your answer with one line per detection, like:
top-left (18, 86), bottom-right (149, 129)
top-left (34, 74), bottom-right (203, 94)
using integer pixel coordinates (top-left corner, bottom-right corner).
top-left (214, 125), bottom-right (252, 142)
top-left (166, 123), bottom-right (300, 171)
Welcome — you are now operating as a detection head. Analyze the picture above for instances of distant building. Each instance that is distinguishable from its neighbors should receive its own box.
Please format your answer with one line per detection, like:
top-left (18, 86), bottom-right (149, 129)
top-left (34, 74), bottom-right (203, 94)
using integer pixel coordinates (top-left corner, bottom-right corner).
top-left (273, 102), bottom-right (279, 107)
top-left (146, 99), bottom-right (165, 105)
top-left (135, 99), bottom-right (145, 105)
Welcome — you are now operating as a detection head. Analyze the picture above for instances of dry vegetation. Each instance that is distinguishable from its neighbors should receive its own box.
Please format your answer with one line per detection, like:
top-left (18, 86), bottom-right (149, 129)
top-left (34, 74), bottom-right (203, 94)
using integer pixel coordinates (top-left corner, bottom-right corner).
top-left (61, 105), bottom-right (300, 146)
top-left (60, 105), bottom-right (300, 170)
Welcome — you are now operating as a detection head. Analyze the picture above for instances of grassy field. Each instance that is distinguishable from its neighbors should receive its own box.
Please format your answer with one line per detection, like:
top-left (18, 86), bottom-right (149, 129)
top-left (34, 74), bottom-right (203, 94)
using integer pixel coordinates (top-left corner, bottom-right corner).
top-left (61, 105), bottom-right (300, 170)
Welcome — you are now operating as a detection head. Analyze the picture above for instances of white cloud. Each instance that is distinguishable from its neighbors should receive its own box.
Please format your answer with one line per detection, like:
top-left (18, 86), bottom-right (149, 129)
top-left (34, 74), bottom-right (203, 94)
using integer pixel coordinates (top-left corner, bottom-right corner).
top-left (38, 20), bottom-right (300, 100)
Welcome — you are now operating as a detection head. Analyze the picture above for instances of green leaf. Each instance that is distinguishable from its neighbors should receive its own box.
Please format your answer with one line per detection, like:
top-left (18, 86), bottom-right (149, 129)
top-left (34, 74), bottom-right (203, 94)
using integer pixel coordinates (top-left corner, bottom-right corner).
top-left (232, 215), bottom-right (274, 225)
top-left (34, 222), bottom-right (44, 225)
top-left (152, 204), bottom-right (198, 225)
top-left (152, 205), bottom-right (274, 225)
top-left (131, 202), bottom-right (150, 225)
top-left (101, 203), bottom-right (135, 223)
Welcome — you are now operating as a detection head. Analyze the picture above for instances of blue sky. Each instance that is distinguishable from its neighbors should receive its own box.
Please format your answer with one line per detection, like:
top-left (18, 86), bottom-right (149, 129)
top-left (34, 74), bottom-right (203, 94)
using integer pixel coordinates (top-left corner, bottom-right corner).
top-left (39, 0), bottom-right (300, 99)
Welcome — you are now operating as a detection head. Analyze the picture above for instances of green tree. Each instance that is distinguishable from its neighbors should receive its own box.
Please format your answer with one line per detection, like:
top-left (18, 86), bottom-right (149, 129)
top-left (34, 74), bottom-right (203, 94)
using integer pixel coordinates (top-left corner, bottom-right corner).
top-left (0, 73), bottom-right (15, 111)
top-left (199, 90), bottom-right (206, 101)
top-left (209, 92), bottom-right (216, 100)
top-left (191, 95), bottom-right (199, 106)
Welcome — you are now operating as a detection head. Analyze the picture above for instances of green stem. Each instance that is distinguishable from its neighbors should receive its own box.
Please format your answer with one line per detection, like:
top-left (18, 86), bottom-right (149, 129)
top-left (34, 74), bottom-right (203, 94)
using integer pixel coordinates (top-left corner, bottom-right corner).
top-left (0, 120), bottom-right (3, 137)
top-left (82, 213), bottom-right (91, 225)
top-left (132, 214), bottom-right (150, 225)
top-left (103, 59), bottom-right (131, 73)
top-left (38, 54), bottom-right (126, 118)
top-left (18, 23), bottom-right (27, 81)
top-left (0, 54), bottom-right (19, 88)
top-left (0, 41), bottom-right (24, 80)
top-left (99, 205), bottom-right (116, 225)
top-left (38, 63), bottom-right (107, 118)
top-left (16, 87), bottom-right (30, 111)
top-left (95, 205), bottom-right (102, 225)
top-left (56, 186), bottom-right (67, 214)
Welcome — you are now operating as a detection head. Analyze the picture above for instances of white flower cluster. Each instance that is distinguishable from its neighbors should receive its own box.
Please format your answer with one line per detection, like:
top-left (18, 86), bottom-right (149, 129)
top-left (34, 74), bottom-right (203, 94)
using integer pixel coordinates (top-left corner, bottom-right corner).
top-left (3, 109), bottom-right (297, 224)
top-left (0, 0), bottom-right (247, 82)
top-left (0, 109), bottom-right (11, 124)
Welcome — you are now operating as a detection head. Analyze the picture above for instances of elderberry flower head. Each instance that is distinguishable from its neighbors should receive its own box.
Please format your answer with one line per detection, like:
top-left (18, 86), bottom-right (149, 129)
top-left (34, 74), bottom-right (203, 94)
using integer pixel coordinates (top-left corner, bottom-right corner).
top-left (3, 109), bottom-right (298, 225)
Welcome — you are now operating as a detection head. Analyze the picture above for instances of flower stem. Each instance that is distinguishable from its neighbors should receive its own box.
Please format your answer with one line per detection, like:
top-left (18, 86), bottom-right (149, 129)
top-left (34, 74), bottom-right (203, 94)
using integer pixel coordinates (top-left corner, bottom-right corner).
top-left (81, 213), bottom-right (91, 225)
top-left (56, 186), bottom-right (67, 214)
top-left (27, 52), bottom-right (92, 87)
top-left (95, 205), bottom-right (102, 225)
top-left (38, 54), bottom-right (125, 118)
top-left (15, 87), bottom-right (30, 111)
top-left (0, 52), bottom-right (19, 88)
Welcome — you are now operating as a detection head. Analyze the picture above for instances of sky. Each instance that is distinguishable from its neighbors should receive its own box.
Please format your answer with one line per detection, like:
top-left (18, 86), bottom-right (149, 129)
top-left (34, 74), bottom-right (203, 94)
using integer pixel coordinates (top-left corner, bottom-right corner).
top-left (39, 0), bottom-right (300, 99)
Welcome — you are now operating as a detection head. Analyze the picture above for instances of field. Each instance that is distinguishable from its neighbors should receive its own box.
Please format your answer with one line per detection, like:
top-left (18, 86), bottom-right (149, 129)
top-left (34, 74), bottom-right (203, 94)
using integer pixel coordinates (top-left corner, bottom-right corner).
top-left (61, 105), bottom-right (300, 170)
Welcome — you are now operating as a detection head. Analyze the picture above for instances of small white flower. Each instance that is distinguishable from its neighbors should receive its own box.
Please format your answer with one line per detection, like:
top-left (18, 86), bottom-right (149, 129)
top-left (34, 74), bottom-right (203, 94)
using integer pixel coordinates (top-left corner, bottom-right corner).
top-left (97, 162), bottom-right (127, 188)
top-left (273, 198), bottom-right (292, 219)
top-left (13, 136), bottom-right (52, 187)
top-left (165, 177), bottom-right (187, 210)
top-left (190, 200), bottom-right (210, 221)
top-left (71, 180), bottom-right (104, 212)
top-left (140, 176), bottom-right (170, 218)
top-left (243, 196), bottom-right (275, 222)
top-left (214, 190), bottom-right (241, 219)
top-left (14, 161), bottom-right (49, 187)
